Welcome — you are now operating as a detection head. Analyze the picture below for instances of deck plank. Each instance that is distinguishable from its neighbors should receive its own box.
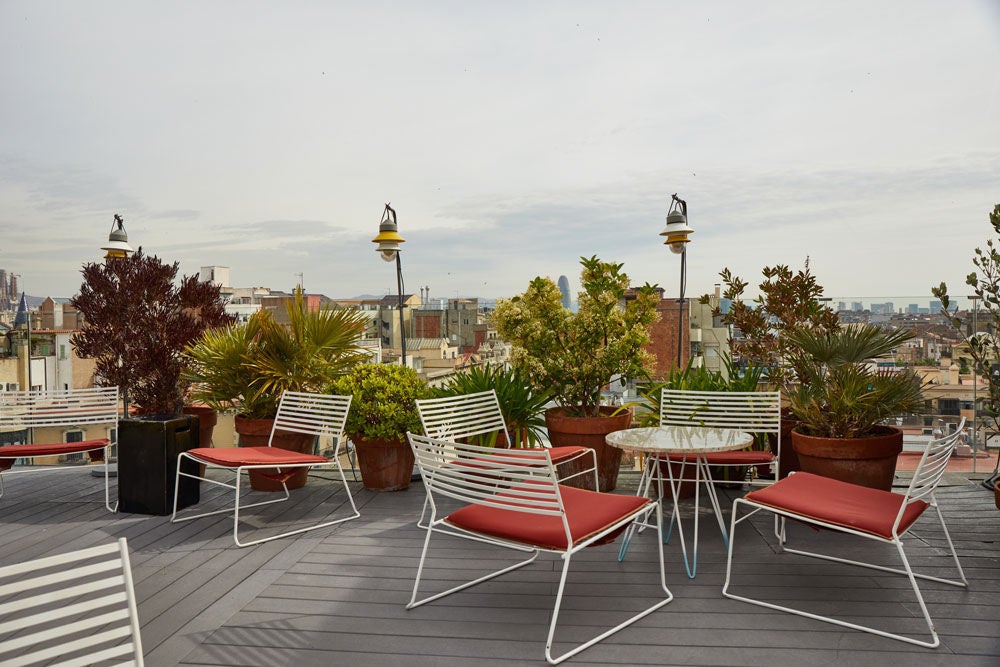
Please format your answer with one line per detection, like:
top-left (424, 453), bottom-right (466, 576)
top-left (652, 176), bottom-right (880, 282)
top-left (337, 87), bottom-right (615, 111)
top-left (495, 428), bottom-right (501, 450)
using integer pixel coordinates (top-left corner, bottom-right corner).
top-left (1, 468), bottom-right (998, 666)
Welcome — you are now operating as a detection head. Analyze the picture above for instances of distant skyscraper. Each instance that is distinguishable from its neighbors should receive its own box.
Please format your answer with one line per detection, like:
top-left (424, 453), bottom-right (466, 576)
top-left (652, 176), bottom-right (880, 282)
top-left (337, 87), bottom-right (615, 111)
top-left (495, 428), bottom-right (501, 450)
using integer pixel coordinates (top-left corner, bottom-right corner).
top-left (557, 275), bottom-right (571, 309)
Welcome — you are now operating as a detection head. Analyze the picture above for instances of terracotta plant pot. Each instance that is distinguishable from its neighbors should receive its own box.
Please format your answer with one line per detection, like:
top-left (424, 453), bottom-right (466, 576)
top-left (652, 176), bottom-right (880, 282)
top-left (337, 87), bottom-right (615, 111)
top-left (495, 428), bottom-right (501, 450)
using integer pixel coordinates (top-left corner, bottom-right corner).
top-left (352, 435), bottom-right (414, 491)
top-left (234, 415), bottom-right (314, 492)
top-left (545, 406), bottom-right (632, 492)
top-left (183, 404), bottom-right (218, 477)
top-left (790, 425), bottom-right (903, 491)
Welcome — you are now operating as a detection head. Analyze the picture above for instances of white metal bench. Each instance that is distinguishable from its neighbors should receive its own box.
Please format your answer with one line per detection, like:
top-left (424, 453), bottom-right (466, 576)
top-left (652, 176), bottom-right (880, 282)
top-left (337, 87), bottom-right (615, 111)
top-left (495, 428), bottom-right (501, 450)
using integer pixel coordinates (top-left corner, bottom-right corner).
top-left (0, 387), bottom-right (120, 512)
top-left (0, 537), bottom-right (144, 666)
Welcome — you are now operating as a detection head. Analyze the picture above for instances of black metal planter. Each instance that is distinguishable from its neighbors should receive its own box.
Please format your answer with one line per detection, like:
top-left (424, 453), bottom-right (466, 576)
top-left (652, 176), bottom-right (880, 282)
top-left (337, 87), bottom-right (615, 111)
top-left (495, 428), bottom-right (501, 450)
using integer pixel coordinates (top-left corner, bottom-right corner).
top-left (118, 414), bottom-right (201, 515)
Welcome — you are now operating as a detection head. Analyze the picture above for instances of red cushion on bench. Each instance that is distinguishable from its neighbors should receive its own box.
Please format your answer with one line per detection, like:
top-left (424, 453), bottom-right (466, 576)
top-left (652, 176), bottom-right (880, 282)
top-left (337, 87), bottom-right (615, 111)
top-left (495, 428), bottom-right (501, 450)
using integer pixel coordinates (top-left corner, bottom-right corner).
top-left (665, 450), bottom-right (774, 465)
top-left (185, 446), bottom-right (328, 468)
top-left (446, 484), bottom-right (650, 550)
top-left (0, 439), bottom-right (109, 459)
top-left (744, 472), bottom-right (928, 540)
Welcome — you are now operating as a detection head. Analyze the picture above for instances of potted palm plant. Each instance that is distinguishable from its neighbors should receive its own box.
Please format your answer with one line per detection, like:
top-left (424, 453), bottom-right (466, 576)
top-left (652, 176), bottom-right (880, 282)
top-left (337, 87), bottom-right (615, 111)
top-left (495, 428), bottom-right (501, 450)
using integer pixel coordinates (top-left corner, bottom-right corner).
top-left (492, 256), bottom-right (660, 491)
top-left (435, 365), bottom-right (551, 448)
top-left (183, 290), bottom-right (369, 491)
top-left (328, 363), bottom-right (431, 491)
top-left (71, 247), bottom-right (234, 515)
top-left (783, 324), bottom-right (925, 491)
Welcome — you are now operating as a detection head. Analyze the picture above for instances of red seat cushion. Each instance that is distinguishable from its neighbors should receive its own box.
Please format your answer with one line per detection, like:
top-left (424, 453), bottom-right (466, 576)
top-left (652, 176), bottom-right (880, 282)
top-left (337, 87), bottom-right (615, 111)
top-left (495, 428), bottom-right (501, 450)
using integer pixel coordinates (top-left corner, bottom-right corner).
top-left (665, 450), bottom-right (774, 465)
top-left (744, 472), bottom-right (928, 540)
top-left (446, 484), bottom-right (650, 550)
top-left (185, 446), bottom-right (328, 468)
top-left (0, 439), bottom-right (109, 459)
top-left (547, 445), bottom-right (591, 464)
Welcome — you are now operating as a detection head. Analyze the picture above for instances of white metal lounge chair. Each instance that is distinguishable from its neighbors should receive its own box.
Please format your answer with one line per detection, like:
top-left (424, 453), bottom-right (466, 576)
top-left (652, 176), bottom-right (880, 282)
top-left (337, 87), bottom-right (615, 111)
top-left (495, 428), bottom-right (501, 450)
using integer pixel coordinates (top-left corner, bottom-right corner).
top-left (0, 387), bottom-right (120, 512)
top-left (406, 432), bottom-right (672, 665)
top-left (0, 537), bottom-right (144, 666)
top-left (171, 391), bottom-right (359, 547)
top-left (723, 418), bottom-right (968, 647)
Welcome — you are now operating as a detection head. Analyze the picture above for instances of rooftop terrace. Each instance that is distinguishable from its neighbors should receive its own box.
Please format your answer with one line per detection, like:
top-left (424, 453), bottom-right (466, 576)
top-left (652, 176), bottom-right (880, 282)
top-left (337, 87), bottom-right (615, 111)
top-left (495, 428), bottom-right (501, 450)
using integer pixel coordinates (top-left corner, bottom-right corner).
top-left (2, 466), bottom-right (998, 666)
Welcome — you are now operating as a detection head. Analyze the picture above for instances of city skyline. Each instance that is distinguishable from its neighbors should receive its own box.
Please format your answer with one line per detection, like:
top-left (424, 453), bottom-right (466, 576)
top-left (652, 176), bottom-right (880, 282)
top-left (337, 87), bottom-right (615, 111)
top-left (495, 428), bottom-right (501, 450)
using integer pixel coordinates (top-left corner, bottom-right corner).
top-left (1, 2), bottom-right (997, 303)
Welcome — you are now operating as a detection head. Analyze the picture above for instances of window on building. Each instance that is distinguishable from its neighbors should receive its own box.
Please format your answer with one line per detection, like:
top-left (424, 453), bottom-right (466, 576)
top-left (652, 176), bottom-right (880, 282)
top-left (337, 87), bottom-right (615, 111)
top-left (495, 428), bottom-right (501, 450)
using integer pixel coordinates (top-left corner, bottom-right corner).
top-left (63, 429), bottom-right (85, 463)
top-left (938, 398), bottom-right (960, 416)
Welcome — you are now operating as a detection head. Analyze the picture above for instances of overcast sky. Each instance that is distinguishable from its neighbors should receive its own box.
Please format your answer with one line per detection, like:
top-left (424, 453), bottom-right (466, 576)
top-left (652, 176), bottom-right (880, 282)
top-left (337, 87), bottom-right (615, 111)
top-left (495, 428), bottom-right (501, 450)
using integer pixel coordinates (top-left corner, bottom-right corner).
top-left (1, 1), bottom-right (998, 307)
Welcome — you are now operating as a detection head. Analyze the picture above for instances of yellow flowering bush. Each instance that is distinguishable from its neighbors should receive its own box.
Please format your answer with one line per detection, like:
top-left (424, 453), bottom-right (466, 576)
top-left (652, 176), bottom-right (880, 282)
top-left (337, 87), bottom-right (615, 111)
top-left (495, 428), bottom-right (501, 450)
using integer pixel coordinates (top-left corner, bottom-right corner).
top-left (492, 256), bottom-right (659, 417)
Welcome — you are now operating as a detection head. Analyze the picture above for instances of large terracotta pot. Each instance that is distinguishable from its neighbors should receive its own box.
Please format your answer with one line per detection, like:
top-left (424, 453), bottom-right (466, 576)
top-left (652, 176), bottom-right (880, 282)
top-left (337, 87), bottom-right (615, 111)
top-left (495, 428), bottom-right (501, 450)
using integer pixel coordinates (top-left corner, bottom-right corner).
top-left (352, 435), bottom-right (414, 491)
top-left (183, 404), bottom-right (218, 477)
top-left (234, 415), bottom-right (314, 492)
top-left (790, 425), bottom-right (903, 491)
top-left (545, 406), bottom-right (632, 492)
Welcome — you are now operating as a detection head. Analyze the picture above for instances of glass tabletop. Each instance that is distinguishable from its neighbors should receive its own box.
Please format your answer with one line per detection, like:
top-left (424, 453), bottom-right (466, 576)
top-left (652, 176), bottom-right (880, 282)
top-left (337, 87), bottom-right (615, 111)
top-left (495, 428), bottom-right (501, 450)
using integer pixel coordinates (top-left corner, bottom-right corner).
top-left (605, 425), bottom-right (753, 454)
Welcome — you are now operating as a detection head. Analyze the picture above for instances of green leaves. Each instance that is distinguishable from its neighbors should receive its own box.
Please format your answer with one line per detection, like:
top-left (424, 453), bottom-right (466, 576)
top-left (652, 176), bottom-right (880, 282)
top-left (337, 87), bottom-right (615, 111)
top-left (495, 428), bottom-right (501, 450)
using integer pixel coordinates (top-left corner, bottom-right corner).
top-left (492, 256), bottom-right (659, 417)
top-left (933, 203), bottom-right (1000, 434)
top-left (183, 290), bottom-right (369, 419)
top-left (328, 364), bottom-right (430, 441)
top-left (785, 324), bottom-right (924, 438)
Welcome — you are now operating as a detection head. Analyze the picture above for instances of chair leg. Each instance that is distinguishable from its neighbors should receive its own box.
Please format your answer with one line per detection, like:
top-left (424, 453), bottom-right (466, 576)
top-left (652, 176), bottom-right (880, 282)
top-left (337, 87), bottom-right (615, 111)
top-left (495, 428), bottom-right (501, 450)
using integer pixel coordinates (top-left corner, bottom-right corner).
top-left (723, 497), bottom-right (963, 648)
top-left (547, 501), bottom-right (673, 665)
top-left (406, 522), bottom-right (540, 610)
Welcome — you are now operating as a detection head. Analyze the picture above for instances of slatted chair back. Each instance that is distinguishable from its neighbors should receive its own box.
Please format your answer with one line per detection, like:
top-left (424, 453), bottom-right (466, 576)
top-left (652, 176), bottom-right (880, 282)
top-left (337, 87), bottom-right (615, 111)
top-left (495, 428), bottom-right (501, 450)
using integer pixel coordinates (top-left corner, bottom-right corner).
top-left (416, 390), bottom-right (512, 448)
top-left (270, 391), bottom-right (353, 448)
top-left (659, 389), bottom-right (781, 435)
top-left (896, 417), bottom-right (965, 529)
top-left (409, 432), bottom-right (561, 515)
top-left (0, 386), bottom-right (120, 431)
top-left (0, 537), bottom-right (143, 666)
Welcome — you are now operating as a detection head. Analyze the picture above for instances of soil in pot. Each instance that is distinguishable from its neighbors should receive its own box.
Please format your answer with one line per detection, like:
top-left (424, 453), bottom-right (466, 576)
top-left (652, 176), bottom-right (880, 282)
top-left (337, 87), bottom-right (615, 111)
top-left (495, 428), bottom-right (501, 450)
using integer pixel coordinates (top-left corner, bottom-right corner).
top-left (790, 425), bottom-right (903, 491)
top-left (352, 435), bottom-right (414, 491)
top-left (545, 406), bottom-right (631, 492)
top-left (234, 415), bottom-right (314, 491)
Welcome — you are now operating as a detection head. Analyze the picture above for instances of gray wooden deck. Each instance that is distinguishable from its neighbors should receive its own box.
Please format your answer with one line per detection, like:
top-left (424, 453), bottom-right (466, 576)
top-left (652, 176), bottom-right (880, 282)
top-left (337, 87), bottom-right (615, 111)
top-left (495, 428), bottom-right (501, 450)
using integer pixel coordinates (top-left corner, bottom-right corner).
top-left (1, 466), bottom-right (998, 666)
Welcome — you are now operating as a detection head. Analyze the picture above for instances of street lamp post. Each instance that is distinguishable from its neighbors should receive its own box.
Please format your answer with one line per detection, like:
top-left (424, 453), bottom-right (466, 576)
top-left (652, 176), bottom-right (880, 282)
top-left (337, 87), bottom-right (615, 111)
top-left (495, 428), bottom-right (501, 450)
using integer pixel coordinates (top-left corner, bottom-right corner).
top-left (101, 214), bottom-right (134, 259)
top-left (372, 204), bottom-right (407, 366)
top-left (660, 194), bottom-right (693, 369)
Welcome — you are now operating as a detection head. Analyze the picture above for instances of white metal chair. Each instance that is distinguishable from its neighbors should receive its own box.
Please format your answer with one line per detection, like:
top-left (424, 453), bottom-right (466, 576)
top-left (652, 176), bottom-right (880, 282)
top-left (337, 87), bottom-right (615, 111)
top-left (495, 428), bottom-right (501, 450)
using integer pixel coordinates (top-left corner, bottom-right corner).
top-left (171, 391), bottom-right (359, 547)
top-left (0, 387), bottom-right (120, 512)
top-left (416, 390), bottom-right (597, 486)
top-left (619, 389), bottom-right (781, 569)
top-left (0, 537), bottom-right (144, 666)
top-left (415, 390), bottom-right (598, 527)
top-left (406, 432), bottom-right (672, 665)
top-left (723, 418), bottom-right (968, 647)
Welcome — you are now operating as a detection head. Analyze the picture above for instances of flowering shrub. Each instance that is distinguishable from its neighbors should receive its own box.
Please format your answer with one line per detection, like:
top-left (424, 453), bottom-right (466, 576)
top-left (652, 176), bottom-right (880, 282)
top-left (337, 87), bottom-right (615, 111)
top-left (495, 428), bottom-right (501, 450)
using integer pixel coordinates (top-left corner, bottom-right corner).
top-left (328, 363), bottom-right (430, 441)
top-left (492, 256), bottom-right (659, 418)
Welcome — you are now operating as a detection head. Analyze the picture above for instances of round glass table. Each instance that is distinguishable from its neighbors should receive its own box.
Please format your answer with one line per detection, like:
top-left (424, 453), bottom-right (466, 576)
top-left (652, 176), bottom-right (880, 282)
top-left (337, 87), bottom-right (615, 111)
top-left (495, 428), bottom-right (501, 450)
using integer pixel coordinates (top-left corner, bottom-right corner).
top-left (606, 425), bottom-right (753, 577)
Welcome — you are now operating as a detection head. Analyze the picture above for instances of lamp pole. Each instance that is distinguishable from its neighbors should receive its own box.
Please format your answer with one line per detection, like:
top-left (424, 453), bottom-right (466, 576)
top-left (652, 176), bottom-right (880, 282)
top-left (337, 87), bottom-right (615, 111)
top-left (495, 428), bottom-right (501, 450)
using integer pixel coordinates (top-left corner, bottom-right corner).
top-left (968, 295), bottom-right (980, 461)
top-left (660, 194), bottom-right (693, 369)
top-left (372, 204), bottom-right (407, 366)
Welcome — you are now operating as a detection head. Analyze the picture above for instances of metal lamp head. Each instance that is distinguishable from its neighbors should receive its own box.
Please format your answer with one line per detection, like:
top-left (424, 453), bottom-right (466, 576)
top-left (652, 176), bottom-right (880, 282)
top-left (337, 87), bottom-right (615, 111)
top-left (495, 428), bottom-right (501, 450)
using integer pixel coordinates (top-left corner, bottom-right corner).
top-left (660, 196), bottom-right (692, 254)
top-left (101, 214), bottom-right (134, 259)
top-left (372, 204), bottom-right (404, 261)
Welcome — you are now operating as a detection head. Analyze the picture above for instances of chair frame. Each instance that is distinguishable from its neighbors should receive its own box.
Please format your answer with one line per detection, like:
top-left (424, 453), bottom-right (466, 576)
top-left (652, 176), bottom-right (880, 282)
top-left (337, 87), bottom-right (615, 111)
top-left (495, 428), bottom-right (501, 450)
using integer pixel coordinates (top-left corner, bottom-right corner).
top-left (407, 432), bottom-right (672, 665)
top-left (723, 418), bottom-right (968, 647)
top-left (0, 387), bottom-right (120, 512)
top-left (415, 390), bottom-right (599, 527)
top-left (0, 537), bottom-right (143, 666)
top-left (171, 391), bottom-right (359, 547)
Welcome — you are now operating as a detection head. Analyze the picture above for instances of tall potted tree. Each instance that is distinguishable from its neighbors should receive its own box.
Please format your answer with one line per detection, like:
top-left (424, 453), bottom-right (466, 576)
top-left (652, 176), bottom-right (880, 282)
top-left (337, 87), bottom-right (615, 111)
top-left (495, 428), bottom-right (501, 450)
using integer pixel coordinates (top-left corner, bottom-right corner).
top-left (710, 261), bottom-right (840, 477)
top-left (71, 248), bottom-right (234, 515)
top-left (183, 290), bottom-right (369, 491)
top-left (932, 203), bottom-right (1000, 494)
top-left (784, 324), bottom-right (925, 491)
top-left (493, 256), bottom-right (659, 491)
